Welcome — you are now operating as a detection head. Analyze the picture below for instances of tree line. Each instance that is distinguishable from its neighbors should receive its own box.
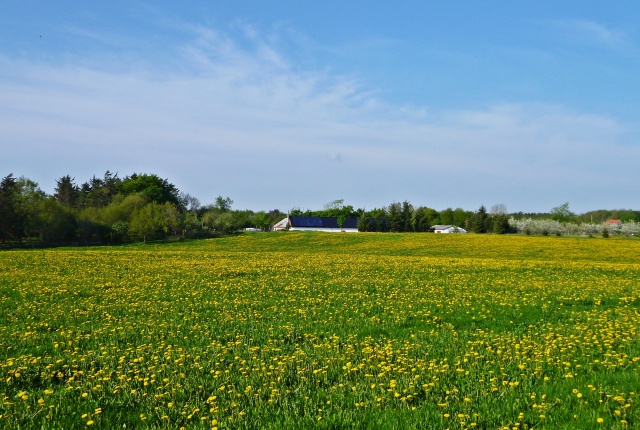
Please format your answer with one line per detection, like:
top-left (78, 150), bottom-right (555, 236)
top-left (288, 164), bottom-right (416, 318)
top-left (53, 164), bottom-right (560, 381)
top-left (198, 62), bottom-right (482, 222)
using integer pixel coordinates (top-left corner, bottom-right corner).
top-left (3, 172), bottom-right (639, 245)
top-left (292, 200), bottom-right (511, 234)
top-left (0, 172), bottom-right (285, 245)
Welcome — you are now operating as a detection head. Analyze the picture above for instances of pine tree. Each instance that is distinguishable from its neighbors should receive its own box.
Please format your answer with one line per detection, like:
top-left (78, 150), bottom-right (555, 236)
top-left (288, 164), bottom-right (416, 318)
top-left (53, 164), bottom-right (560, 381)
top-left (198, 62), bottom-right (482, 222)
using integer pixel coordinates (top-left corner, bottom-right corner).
top-left (473, 205), bottom-right (488, 233)
top-left (54, 175), bottom-right (79, 208)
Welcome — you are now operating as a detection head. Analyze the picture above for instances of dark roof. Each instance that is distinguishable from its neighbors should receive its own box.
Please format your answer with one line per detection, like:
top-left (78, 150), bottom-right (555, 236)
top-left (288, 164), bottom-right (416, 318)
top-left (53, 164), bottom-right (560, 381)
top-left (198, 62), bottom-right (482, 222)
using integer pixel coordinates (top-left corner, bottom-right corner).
top-left (289, 216), bottom-right (323, 227)
top-left (289, 216), bottom-right (358, 229)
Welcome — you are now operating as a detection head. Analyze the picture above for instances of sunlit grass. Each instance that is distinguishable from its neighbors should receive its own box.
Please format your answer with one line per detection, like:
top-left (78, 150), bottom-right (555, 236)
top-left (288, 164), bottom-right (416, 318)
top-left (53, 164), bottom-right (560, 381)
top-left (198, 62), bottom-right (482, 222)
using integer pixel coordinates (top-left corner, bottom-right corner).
top-left (1, 233), bottom-right (639, 428)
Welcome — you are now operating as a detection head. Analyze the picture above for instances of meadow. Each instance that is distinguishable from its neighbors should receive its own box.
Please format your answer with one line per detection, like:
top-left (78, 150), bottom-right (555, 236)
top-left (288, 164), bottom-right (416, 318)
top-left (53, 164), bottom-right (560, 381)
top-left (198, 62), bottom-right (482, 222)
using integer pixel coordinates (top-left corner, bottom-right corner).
top-left (1, 233), bottom-right (639, 429)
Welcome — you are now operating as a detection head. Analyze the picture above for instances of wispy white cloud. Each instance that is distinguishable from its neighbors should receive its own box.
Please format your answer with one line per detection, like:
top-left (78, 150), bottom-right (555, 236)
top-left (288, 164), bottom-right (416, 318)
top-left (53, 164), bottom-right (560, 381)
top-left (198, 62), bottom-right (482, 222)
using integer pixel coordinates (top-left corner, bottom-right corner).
top-left (1, 23), bottom-right (637, 213)
top-left (569, 20), bottom-right (625, 45)
top-left (550, 19), bottom-right (636, 54)
top-left (62, 25), bottom-right (138, 48)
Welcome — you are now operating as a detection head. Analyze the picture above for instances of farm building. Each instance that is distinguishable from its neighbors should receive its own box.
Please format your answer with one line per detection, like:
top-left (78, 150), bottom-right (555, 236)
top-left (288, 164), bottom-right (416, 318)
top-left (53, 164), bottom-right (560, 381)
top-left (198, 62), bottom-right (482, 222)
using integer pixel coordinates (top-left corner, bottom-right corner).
top-left (273, 216), bottom-right (359, 232)
top-left (431, 225), bottom-right (467, 234)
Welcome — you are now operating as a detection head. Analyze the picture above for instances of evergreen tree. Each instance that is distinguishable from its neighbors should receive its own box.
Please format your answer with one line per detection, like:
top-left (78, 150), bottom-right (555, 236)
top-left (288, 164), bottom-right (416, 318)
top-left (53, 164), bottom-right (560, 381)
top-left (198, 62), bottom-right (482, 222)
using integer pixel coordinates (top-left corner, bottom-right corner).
top-left (388, 202), bottom-right (403, 232)
top-left (473, 205), bottom-right (488, 233)
top-left (54, 175), bottom-right (79, 208)
top-left (401, 201), bottom-right (413, 232)
top-left (357, 215), bottom-right (372, 232)
top-left (412, 207), bottom-right (431, 232)
top-left (492, 214), bottom-right (510, 234)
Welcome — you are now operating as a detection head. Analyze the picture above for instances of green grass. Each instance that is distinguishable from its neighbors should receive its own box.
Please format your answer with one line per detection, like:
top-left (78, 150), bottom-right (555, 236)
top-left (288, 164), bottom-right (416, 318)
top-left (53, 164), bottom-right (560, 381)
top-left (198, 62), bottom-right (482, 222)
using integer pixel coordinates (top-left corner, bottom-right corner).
top-left (1, 233), bottom-right (639, 429)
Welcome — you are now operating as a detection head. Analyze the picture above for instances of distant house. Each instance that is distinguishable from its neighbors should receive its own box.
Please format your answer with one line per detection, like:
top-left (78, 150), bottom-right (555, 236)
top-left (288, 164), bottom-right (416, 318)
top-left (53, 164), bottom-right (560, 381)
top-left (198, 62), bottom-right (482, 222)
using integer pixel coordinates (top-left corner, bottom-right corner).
top-left (431, 225), bottom-right (467, 234)
top-left (605, 219), bottom-right (622, 227)
top-left (273, 216), bottom-right (359, 232)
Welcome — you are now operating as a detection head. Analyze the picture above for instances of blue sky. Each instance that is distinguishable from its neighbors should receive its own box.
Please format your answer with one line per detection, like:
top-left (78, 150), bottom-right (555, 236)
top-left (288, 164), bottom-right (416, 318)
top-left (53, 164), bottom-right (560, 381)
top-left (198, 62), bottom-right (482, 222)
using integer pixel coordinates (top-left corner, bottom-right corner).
top-left (2, 2), bottom-right (639, 213)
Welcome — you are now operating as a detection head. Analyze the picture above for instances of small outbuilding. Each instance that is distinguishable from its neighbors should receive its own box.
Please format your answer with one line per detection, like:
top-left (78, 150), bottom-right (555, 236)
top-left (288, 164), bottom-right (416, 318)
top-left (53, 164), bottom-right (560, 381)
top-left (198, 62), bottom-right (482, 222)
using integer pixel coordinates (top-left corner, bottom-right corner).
top-left (431, 225), bottom-right (467, 234)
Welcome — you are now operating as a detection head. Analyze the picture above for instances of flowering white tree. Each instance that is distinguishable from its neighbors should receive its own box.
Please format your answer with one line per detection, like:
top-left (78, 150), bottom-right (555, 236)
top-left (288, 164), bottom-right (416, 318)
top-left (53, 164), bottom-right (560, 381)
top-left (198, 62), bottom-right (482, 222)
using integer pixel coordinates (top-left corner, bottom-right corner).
top-left (620, 220), bottom-right (640, 236)
top-left (508, 218), bottom-right (638, 237)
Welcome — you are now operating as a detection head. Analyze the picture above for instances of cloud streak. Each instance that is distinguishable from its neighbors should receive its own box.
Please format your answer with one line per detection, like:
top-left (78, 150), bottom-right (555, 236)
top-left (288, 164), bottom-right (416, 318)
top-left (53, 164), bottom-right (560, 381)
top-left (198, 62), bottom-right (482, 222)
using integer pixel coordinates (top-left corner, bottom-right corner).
top-left (1, 22), bottom-right (638, 213)
top-left (550, 19), bottom-right (637, 55)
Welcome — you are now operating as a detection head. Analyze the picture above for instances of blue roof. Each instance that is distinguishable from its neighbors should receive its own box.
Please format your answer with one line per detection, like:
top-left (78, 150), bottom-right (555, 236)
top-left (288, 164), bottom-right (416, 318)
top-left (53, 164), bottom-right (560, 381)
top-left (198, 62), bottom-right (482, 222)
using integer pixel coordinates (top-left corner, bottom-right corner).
top-left (289, 216), bottom-right (324, 227)
top-left (289, 216), bottom-right (358, 229)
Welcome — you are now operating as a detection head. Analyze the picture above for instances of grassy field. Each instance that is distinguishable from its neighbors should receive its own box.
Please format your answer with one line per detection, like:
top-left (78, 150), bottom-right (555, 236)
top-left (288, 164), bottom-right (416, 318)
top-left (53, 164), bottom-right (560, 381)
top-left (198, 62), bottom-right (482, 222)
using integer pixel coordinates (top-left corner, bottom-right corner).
top-left (1, 233), bottom-right (639, 429)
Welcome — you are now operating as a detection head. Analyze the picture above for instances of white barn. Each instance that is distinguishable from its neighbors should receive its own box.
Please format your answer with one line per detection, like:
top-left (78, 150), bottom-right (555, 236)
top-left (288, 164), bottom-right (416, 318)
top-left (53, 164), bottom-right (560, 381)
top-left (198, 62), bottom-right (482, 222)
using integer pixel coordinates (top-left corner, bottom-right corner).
top-left (432, 225), bottom-right (467, 234)
top-left (273, 216), bottom-right (359, 232)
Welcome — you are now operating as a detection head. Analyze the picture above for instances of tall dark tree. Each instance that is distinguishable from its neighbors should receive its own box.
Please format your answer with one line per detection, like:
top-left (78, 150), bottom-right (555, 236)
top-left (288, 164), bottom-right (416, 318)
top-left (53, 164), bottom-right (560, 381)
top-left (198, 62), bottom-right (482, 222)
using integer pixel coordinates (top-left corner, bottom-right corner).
top-left (54, 175), bottom-right (79, 208)
top-left (388, 202), bottom-right (403, 232)
top-left (492, 214), bottom-right (510, 234)
top-left (371, 208), bottom-right (391, 232)
top-left (103, 171), bottom-right (121, 200)
top-left (473, 205), bottom-right (488, 233)
top-left (0, 174), bottom-right (26, 242)
top-left (401, 201), bottom-right (413, 232)
top-left (357, 215), bottom-right (374, 232)
top-left (80, 170), bottom-right (121, 209)
top-left (77, 181), bottom-right (92, 209)
top-left (412, 207), bottom-right (433, 232)
top-left (85, 176), bottom-right (105, 208)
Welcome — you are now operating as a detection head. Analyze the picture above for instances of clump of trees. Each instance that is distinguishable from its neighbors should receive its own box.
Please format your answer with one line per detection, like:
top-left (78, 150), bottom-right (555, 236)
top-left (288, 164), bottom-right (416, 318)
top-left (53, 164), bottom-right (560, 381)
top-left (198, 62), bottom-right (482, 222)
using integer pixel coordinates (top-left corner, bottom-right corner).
top-left (0, 172), bottom-right (285, 245)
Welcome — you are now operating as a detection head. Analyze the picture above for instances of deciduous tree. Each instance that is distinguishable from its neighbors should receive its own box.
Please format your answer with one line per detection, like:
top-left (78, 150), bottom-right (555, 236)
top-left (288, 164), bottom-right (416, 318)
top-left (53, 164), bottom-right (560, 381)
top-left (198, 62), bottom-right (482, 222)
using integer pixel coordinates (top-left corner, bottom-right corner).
top-left (550, 202), bottom-right (574, 223)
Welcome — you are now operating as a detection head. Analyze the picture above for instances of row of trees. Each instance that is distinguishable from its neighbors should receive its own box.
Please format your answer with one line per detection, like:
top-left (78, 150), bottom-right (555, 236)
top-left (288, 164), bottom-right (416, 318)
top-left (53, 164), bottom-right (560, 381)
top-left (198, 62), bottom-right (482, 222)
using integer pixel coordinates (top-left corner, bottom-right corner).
top-left (509, 218), bottom-right (640, 237)
top-left (292, 200), bottom-right (511, 234)
top-left (508, 203), bottom-right (640, 237)
top-left (357, 203), bottom-right (510, 234)
top-left (0, 172), bottom-right (285, 244)
top-left (3, 172), bottom-right (639, 245)
top-left (510, 203), bottom-right (640, 224)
